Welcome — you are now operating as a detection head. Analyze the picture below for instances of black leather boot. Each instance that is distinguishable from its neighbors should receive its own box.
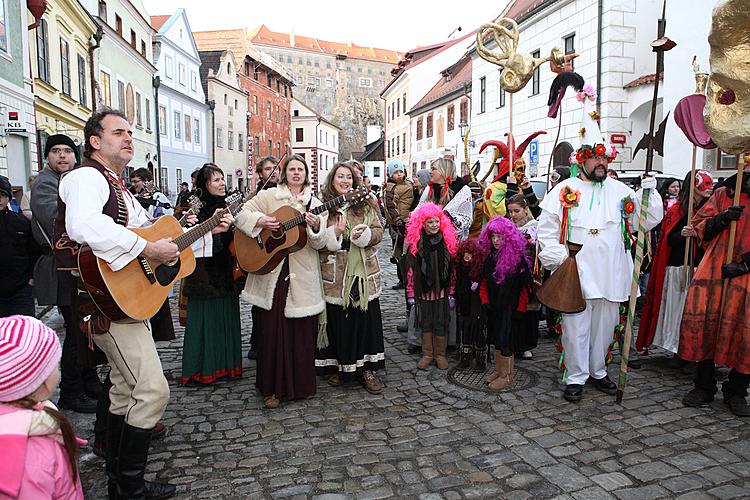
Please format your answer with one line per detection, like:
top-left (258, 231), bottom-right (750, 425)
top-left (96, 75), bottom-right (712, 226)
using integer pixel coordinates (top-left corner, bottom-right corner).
top-left (118, 423), bottom-right (176, 499)
top-left (474, 345), bottom-right (487, 372)
top-left (105, 413), bottom-right (125, 499)
top-left (457, 346), bottom-right (472, 370)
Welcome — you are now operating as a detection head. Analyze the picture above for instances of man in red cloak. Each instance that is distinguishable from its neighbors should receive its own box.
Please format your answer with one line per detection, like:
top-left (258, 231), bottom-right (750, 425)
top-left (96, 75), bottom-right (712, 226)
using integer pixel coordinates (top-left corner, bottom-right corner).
top-left (679, 172), bottom-right (750, 417)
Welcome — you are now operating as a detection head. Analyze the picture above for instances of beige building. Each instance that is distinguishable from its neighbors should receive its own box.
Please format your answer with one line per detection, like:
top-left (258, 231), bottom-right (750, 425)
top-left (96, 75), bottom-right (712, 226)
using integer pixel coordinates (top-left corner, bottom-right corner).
top-left (29, 0), bottom-right (98, 159)
top-left (290, 98), bottom-right (339, 192)
top-left (198, 49), bottom-right (250, 192)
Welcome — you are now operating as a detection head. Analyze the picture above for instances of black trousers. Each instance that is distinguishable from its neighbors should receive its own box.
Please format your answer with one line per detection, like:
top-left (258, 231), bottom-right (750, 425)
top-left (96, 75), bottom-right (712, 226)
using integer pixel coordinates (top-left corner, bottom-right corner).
top-left (695, 359), bottom-right (750, 397)
top-left (58, 285), bottom-right (98, 398)
top-left (0, 284), bottom-right (35, 317)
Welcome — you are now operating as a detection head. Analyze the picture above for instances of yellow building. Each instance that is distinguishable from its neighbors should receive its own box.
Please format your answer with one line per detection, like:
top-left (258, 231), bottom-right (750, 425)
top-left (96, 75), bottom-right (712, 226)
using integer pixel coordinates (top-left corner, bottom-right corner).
top-left (28, 0), bottom-right (98, 161)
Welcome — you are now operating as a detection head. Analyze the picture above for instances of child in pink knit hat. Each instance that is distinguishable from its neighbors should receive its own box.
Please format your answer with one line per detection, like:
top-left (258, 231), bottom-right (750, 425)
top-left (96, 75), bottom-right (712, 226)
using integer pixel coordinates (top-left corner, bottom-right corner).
top-left (0, 315), bottom-right (84, 499)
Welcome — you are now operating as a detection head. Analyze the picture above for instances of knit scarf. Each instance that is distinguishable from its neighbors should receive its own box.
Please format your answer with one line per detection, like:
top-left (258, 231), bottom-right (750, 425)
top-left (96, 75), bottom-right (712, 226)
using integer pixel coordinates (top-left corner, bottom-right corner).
top-left (418, 231), bottom-right (451, 294)
top-left (342, 208), bottom-right (371, 311)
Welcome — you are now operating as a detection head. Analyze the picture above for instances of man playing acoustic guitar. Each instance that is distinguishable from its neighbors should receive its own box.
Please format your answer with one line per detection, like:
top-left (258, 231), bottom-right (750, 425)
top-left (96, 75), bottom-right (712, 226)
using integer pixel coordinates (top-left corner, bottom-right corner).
top-left (57, 109), bottom-right (232, 499)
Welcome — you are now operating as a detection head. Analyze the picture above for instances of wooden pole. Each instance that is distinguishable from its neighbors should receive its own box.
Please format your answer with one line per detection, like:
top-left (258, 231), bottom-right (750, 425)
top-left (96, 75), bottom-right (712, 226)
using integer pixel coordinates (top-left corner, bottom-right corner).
top-left (681, 145), bottom-right (698, 290)
top-left (719, 156), bottom-right (746, 309)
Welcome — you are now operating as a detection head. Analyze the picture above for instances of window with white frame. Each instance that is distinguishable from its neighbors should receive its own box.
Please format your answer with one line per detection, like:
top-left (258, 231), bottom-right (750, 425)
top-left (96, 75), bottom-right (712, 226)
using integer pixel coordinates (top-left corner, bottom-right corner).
top-left (165, 55), bottom-right (173, 79)
top-left (145, 99), bottom-right (151, 130)
top-left (158, 105), bottom-right (166, 135)
top-left (190, 71), bottom-right (197, 91)
top-left (135, 91), bottom-right (142, 126)
top-left (178, 63), bottom-right (186, 86)
top-left (117, 80), bottom-right (125, 112)
top-left (60, 38), bottom-right (71, 96)
top-left (238, 134), bottom-right (243, 152)
top-left (531, 50), bottom-right (540, 95)
top-left (77, 54), bottom-right (87, 105)
top-left (0, 0), bottom-right (9, 54)
top-left (194, 118), bottom-right (200, 144)
top-left (184, 115), bottom-right (191, 143)
top-left (480, 77), bottom-right (486, 113)
top-left (174, 111), bottom-right (181, 139)
top-left (359, 78), bottom-right (372, 88)
top-left (176, 168), bottom-right (183, 187)
top-left (216, 127), bottom-right (223, 148)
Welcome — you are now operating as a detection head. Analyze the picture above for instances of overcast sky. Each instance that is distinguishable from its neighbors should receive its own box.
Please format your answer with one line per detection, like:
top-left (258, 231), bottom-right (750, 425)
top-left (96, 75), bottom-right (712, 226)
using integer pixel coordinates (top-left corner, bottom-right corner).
top-left (142, 0), bottom-right (509, 52)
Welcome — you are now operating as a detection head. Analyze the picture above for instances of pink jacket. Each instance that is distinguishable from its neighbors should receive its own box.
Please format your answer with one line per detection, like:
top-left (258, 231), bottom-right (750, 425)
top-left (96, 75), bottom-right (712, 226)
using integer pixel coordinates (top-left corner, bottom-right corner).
top-left (0, 403), bottom-right (84, 500)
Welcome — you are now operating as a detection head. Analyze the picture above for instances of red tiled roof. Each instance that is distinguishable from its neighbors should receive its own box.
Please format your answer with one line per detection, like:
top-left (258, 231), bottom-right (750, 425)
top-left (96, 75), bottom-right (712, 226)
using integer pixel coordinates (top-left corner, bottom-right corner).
top-left (150, 15), bottom-right (170, 32)
top-left (502, 0), bottom-right (560, 20)
top-left (249, 25), bottom-right (401, 64)
top-left (380, 30), bottom-right (476, 97)
top-left (624, 72), bottom-right (663, 89)
top-left (409, 56), bottom-right (472, 114)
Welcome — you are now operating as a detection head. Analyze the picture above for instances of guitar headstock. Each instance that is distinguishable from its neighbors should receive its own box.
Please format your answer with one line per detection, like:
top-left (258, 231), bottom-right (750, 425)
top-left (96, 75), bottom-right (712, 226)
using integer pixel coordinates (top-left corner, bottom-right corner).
top-left (186, 195), bottom-right (203, 213)
top-left (342, 185), bottom-right (372, 206)
top-left (226, 192), bottom-right (244, 215)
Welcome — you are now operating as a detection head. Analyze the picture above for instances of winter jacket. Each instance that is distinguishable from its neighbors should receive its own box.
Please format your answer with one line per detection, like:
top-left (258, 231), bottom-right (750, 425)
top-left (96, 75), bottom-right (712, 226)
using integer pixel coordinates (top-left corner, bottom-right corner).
top-left (234, 184), bottom-right (330, 318)
top-left (319, 205), bottom-right (383, 305)
top-left (0, 402), bottom-right (83, 499)
top-left (383, 179), bottom-right (414, 226)
top-left (0, 208), bottom-right (39, 298)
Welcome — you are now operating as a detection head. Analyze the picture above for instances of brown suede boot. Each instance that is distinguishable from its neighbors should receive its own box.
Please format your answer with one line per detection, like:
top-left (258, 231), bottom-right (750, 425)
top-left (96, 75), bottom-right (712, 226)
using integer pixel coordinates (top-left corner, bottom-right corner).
top-left (486, 351), bottom-right (502, 383)
top-left (417, 333), bottom-right (434, 370)
top-left (434, 336), bottom-right (449, 370)
top-left (488, 354), bottom-right (513, 390)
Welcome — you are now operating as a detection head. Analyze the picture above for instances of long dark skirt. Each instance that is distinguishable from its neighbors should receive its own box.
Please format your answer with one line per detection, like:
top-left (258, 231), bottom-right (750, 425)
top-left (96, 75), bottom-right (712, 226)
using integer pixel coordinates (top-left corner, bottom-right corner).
top-left (488, 308), bottom-right (539, 356)
top-left (315, 299), bottom-right (385, 382)
top-left (255, 260), bottom-right (317, 400)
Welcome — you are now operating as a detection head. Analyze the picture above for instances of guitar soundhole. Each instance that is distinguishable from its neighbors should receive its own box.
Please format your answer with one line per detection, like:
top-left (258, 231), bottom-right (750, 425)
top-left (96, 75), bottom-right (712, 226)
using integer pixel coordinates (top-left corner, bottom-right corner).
top-left (155, 258), bottom-right (181, 286)
top-left (265, 231), bottom-right (287, 253)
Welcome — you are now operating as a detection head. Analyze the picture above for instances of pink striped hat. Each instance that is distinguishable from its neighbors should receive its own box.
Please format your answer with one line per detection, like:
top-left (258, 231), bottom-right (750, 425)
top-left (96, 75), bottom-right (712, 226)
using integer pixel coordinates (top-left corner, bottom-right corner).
top-left (0, 315), bottom-right (61, 402)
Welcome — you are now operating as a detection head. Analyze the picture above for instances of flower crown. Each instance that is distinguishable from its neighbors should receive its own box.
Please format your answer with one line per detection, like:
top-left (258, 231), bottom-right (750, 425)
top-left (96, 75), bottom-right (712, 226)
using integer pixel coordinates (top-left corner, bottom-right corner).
top-left (569, 143), bottom-right (618, 165)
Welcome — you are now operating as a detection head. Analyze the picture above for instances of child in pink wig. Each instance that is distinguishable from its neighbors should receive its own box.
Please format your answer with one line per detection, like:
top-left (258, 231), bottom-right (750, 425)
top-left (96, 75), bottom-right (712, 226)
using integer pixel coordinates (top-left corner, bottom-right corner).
top-left (405, 203), bottom-right (458, 370)
top-left (478, 216), bottom-right (539, 390)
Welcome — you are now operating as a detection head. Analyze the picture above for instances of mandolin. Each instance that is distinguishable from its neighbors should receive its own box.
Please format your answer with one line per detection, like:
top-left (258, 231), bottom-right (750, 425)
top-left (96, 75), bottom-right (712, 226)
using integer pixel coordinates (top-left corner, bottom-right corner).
top-left (234, 186), bottom-right (371, 275)
top-left (78, 193), bottom-right (243, 321)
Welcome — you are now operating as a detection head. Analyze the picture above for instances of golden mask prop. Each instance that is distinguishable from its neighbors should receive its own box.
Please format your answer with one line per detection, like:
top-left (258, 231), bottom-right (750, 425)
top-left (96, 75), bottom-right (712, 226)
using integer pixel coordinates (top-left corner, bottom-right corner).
top-left (703, 0), bottom-right (750, 155)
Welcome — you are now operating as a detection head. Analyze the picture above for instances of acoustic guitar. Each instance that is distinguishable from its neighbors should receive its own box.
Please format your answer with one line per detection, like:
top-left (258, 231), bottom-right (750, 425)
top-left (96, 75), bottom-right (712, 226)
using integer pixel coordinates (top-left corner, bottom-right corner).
top-left (234, 186), bottom-right (371, 275)
top-left (78, 193), bottom-right (242, 321)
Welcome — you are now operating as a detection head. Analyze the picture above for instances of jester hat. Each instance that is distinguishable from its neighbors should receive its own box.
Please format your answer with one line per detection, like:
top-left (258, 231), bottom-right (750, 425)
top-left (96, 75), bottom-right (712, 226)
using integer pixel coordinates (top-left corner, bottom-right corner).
top-left (479, 131), bottom-right (547, 183)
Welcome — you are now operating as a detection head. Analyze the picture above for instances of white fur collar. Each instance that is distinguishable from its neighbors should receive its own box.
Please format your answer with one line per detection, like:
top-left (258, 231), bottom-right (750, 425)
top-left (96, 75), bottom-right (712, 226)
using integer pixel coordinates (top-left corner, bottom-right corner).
top-left (274, 184), bottom-right (312, 205)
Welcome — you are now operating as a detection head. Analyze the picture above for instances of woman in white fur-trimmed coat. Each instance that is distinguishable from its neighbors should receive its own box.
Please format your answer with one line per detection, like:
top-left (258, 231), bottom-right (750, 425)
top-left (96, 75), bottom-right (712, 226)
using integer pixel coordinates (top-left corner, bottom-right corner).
top-left (315, 163), bottom-right (386, 394)
top-left (234, 154), bottom-right (330, 408)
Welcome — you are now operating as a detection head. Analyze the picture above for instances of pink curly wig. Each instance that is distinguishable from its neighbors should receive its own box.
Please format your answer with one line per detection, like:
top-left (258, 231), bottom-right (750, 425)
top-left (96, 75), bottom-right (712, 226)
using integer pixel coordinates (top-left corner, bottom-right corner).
top-left (478, 216), bottom-right (531, 285)
top-left (406, 202), bottom-right (458, 256)
top-left (455, 238), bottom-right (487, 281)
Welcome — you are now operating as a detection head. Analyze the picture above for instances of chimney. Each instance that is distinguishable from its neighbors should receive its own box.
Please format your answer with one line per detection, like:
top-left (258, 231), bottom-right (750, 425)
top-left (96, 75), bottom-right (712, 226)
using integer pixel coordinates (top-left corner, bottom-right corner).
top-left (290, 28), bottom-right (295, 47)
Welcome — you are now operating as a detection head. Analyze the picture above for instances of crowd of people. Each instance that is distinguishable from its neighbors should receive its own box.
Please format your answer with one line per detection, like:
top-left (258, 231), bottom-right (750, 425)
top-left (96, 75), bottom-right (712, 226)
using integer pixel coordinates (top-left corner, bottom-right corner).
top-left (1, 100), bottom-right (749, 499)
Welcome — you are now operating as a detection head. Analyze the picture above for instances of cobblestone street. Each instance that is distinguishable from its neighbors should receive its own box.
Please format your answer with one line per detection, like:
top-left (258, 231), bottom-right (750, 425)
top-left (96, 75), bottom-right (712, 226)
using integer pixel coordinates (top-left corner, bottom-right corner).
top-left (45, 236), bottom-right (750, 499)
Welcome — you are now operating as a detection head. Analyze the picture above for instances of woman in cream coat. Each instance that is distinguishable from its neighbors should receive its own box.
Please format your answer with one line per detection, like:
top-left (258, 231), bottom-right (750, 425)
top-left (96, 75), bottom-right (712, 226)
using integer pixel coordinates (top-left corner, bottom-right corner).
top-left (234, 154), bottom-right (330, 408)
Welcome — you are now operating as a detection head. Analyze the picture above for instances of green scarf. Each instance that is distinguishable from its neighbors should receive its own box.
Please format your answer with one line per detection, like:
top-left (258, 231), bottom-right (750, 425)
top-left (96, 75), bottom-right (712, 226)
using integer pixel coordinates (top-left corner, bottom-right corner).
top-left (342, 207), bottom-right (371, 311)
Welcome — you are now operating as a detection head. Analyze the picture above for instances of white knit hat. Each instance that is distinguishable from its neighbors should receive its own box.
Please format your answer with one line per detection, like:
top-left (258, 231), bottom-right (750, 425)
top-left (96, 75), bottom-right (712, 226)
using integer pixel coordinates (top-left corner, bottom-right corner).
top-left (0, 315), bottom-right (62, 402)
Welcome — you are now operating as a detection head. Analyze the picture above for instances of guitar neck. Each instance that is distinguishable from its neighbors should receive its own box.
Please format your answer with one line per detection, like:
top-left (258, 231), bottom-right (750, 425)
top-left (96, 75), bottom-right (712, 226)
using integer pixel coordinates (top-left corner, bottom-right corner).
top-left (174, 210), bottom-right (226, 251)
top-left (281, 195), bottom-right (346, 230)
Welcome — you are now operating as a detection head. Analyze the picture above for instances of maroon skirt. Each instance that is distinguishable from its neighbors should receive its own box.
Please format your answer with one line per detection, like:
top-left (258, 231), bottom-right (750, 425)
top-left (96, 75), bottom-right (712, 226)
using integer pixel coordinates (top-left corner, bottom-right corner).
top-left (254, 259), bottom-right (318, 400)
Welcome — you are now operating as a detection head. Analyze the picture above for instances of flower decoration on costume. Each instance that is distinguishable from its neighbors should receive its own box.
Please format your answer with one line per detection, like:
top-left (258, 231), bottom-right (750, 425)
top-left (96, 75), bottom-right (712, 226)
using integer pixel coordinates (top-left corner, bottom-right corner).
top-left (620, 195), bottom-right (637, 251)
top-left (573, 144), bottom-right (617, 165)
top-left (579, 127), bottom-right (586, 137)
top-left (558, 186), bottom-right (580, 244)
top-left (589, 110), bottom-right (601, 121)
top-left (559, 186), bottom-right (581, 208)
top-left (575, 84), bottom-right (597, 103)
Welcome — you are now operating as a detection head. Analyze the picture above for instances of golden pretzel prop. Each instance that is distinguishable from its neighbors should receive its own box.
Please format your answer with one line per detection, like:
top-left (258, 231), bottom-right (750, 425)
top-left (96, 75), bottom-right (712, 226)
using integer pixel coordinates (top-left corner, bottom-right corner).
top-left (476, 20), bottom-right (564, 93)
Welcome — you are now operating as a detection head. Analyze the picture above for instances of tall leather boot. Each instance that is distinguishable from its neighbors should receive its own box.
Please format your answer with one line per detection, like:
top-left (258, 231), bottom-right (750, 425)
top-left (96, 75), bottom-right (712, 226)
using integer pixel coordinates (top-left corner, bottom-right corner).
top-left (489, 354), bottom-right (514, 390)
top-left (474, 345), bottom-right (487, 372)
top-left (106, 412), bottom-right (125, 499)
top-left (434, 336), bottom-right (449, 370)
top-left (118, 423), bottom-right (176, 500)
top-left (417, 332), bottom-right (434, 370)
top-left (457, 345), bottom-right (473, 370)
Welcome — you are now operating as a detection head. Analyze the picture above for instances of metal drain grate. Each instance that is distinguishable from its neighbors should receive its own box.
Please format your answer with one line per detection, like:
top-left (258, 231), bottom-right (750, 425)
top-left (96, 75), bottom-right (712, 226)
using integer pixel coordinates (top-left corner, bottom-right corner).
top-left (447, 364), bottom-right (538, 393)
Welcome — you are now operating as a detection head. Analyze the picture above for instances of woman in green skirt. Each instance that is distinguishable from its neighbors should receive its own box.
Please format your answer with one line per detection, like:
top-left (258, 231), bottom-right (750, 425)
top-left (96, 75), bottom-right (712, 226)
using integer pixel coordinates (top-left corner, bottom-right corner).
top-left (180, 163), bottom-right (239, 385)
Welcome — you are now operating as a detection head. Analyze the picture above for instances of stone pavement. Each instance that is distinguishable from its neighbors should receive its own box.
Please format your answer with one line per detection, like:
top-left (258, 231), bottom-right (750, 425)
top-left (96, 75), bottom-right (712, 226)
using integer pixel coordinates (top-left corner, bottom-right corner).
top-left (43, 236), bottom-right (749, 499)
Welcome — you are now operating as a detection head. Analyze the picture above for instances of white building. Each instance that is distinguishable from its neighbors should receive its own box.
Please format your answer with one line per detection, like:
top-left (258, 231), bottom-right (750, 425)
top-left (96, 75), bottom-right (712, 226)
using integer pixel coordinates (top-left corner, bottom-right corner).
top-left (151, 10), bottom-right (209, 197)
top-left (469, 0), bottom-right (663, 181)
top-left (407, 55), bottom-right (472, 175)
top-left (662, 0), bottom-right (737, 179)
top-left (381, 31), bottom-right (476, 178)
top-left (358, 125), bottom-right (385, 188)
top-left (198, 49), bottom-right (249, 192)
top-left (290, 98), bottom-right (340, 192)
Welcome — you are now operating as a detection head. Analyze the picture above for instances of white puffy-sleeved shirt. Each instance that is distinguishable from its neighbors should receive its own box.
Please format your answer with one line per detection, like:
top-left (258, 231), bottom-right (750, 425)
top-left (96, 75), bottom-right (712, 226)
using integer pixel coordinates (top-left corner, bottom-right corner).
top-left (537, 176), bottom-right (663, 302)
top-left (59, 165), bottom-right (212, 272)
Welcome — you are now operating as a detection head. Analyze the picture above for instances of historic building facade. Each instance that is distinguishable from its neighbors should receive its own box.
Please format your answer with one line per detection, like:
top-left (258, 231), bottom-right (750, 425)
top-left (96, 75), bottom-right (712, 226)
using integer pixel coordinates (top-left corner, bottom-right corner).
top-left (290, 97), bottom-right (339, 192)
top-left (250, 25), bottom-right (400, 160)
top-left (151, 9), bottom-right (209, 197)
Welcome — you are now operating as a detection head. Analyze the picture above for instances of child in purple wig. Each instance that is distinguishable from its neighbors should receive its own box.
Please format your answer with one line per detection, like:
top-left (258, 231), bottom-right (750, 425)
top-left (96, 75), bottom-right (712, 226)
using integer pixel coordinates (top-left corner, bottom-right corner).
top-left (478, 216), bottom-right (539, 390)
top-left (454, 239), bottom-right (489, 371)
